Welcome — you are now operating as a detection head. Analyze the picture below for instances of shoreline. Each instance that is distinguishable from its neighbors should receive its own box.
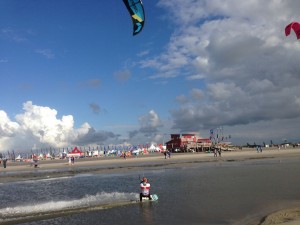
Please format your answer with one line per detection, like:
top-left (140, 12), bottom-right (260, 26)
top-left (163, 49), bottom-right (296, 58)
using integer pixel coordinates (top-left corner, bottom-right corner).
top-left (1, 148), bottom-right (300, 225)
top-left (0, 148), bottom-right (299, 180)
top-left (258, 207), bottom-right (300, 225)
top-left (1, 148), bottom-right (299, 183)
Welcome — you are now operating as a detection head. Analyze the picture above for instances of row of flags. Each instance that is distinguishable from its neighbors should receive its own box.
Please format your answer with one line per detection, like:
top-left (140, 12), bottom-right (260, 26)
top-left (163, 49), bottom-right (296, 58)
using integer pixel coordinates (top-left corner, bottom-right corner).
top-left (209, 128), bottom-right (231, 144)
top-left (1, 144), bottom-right (163, 159)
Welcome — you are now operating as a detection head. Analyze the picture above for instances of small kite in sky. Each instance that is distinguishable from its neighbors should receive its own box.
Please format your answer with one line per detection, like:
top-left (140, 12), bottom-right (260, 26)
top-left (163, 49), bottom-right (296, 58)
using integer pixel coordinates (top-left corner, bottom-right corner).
top-left (285, 22), bottom-right (300, 39)
top-left (123, 0), bottom-right (145, 35)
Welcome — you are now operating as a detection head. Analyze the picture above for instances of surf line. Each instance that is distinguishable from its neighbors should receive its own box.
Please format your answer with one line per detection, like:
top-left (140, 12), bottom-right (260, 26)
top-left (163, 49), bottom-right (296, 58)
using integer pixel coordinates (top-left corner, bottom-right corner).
top-left (0, 200), bottom-right (138, 225)
top-left (0, 192), bottom-right (139, 224)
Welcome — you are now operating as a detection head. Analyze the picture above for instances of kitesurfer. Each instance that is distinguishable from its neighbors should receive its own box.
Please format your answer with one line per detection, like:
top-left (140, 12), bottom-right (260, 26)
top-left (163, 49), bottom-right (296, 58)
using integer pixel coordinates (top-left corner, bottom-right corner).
top-left (140, 177), bottom-right (152, 202)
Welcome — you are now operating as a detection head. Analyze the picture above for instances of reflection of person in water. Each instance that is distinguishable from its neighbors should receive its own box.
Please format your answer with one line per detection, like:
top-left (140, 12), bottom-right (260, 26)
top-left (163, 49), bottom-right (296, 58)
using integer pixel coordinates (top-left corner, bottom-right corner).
top-left (139, 200), bottom-right (154, 225)
top-left (140, 177), bottom-right (152, 201)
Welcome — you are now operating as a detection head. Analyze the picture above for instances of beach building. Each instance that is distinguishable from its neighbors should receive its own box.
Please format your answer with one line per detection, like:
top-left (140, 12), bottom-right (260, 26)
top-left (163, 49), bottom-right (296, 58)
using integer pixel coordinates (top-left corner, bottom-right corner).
top-left (166, 134), bottom-right (212, 152)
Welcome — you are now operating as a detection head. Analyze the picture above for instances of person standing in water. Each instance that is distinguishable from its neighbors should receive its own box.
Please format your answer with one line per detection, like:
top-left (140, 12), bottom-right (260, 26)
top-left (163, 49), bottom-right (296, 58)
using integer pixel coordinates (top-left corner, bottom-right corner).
top-left (140, 177), bottom-right (152, 202)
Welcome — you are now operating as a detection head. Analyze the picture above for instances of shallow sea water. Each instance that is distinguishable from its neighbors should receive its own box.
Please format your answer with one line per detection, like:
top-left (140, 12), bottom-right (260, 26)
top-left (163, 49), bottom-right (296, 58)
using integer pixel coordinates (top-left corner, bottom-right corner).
top-left (1, 157), bottom-right (300, 225)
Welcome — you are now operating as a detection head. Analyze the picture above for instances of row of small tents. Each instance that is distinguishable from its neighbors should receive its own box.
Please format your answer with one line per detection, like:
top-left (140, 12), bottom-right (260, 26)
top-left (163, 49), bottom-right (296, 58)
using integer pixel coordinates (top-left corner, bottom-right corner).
top-left (14, 144), bottom-right (165, 161)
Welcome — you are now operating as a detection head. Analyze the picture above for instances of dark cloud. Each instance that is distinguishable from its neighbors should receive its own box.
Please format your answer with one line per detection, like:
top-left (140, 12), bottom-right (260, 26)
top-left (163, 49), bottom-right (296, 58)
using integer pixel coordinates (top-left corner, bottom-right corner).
top-left (126, 110), bottom-right (164, 143)
top-left (138, 110), bottom-right (162, 135)
top-left (73, 127), bottom-right (116, 146)
top-left (144, 0), bottom-right (300, 143)
top-left (89, 103), bottom-right (101, 114)
top-left (128, 130), bottom-right (139, 139)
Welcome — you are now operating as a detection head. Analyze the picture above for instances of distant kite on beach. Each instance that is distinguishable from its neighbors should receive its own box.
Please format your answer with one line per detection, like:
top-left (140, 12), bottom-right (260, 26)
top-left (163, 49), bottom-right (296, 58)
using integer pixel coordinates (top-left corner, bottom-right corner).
top-left (285, 22), bottom-right (300, 39)
top-left (123, 0), bottom-right (145, 35)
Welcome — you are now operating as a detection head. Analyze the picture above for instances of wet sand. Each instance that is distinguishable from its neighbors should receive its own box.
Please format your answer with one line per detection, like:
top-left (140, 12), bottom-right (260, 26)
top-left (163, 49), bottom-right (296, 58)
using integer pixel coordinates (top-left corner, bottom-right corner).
top-left (1, 147), bottom-right (300, 225)
top-left (259, 207), bottom-right (300, 225)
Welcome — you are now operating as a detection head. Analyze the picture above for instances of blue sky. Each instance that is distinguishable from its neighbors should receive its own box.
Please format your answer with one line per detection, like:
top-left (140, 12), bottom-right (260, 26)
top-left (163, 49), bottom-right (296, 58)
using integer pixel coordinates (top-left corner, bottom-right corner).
top-left (1, 0), bottom-right (300, 152)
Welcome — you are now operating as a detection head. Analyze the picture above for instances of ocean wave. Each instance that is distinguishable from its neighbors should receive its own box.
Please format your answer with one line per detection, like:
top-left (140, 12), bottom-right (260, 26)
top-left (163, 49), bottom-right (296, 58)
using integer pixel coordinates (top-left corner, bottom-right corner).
top-left (0, 192), bottom-right (138, 224)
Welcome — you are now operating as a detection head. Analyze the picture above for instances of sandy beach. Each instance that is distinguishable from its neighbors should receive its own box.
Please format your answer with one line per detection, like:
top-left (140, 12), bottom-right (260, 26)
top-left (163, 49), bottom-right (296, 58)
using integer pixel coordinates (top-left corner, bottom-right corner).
top-left (1, 147), bottom-right (300, 225)
top-left (1, 147), bottom-right (300, 180)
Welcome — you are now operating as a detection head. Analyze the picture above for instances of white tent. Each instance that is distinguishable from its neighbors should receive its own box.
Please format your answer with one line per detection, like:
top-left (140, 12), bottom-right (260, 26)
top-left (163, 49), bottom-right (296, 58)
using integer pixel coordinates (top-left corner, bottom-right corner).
top-left (15, 154), bottom-right (23, 161)
top-left (132, 148), bottom-right (143, 155)
top-left (46, 153), bottom-right (53, 159)
top-left (57, 152), bottom-right (67, 159)
top-left (148, 144), bottom-right (161, 152)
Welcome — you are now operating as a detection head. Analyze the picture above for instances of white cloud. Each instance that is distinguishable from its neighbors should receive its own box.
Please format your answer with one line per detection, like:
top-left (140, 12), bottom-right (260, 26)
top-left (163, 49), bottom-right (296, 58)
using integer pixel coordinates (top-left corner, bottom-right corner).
top-left (186, 74), bottom-right (206, 80)
top-left (1, 28), bottom-right (29, 42)
top-left (35, 49), bottom-right (55, 59)
top-left (190, 88), bottom-right (204, 100)
top-left (207, 82), bottom-right (240, 100)
top-left (147, 0), bottom-right (300, 144)
top-left (127, 110), bottom-right (165, 143)
top-left (13, 101), bottom-right (75, 148)
top-left (0, 111), bottom-right (19, 137)
top-left (0, 101), bottom-right (117, 152)
top-left (137, 50), bottom-right (150, 57)
top-left (176, 95), bottom-right (188, 104)
top-left (139, 110), bottom-right (162, 134)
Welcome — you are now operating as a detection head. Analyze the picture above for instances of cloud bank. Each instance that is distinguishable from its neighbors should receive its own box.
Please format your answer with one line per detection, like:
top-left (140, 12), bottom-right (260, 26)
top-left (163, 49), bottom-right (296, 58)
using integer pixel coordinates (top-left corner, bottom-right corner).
top-left (0, 102), bottom-right (164, 152)
top-left (140, 0), bottom-right (300, 143)
top-left (0, 101), bottom-right (117, 152)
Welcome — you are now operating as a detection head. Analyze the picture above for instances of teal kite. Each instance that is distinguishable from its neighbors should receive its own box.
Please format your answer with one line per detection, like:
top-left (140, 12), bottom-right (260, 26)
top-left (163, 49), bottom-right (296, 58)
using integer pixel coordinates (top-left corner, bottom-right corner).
top-left (123, 0), bottom-right (145, 35)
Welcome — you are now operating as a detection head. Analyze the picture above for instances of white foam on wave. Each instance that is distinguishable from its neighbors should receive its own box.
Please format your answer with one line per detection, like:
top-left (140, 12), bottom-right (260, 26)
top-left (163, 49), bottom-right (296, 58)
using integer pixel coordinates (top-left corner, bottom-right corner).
top-left (0, 176), bottom-right (72, 186)
top-left (0, 192), bottom-right (138, 219)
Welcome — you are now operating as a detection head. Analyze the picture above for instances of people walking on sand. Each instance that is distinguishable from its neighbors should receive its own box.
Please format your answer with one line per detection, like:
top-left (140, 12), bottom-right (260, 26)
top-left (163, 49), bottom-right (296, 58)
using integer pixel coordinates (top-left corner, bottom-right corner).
top-left (259, 146), bottom-right (262, 153)
top-left (164, 151), bottom-right (167, 159)
top-left (71, 156), bottom-right (75, 165)
top-left (218, 148), bottom-right (222, 157)
top-left (213, 148), bottom-right (218, 157)
top-left (123, 152), bottom-right (127, 160)
top-left (167, 150), bottom-right (171, 158)
top-left (2, 158), bottom-right (7, 168)
top-left (32, 157), bottom-right (39, 168)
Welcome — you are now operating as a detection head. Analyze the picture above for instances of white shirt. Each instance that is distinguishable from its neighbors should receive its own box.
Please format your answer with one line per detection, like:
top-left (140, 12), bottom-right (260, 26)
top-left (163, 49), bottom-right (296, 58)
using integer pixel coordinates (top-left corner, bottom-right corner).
top-left (140, 182), bottom-right (150, 195)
